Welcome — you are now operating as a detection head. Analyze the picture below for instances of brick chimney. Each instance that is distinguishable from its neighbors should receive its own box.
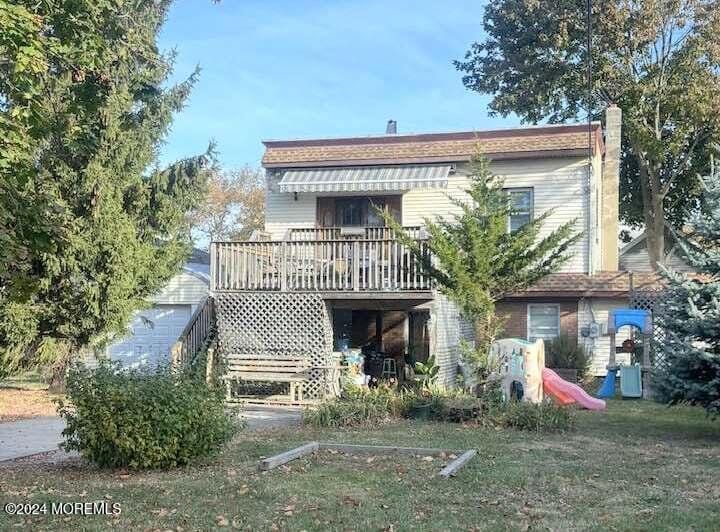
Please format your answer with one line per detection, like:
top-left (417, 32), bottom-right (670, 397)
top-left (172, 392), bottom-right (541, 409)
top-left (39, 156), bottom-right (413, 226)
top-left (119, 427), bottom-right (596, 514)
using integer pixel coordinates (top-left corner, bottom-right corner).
top-left (601, 104), bottom-right (621, 271)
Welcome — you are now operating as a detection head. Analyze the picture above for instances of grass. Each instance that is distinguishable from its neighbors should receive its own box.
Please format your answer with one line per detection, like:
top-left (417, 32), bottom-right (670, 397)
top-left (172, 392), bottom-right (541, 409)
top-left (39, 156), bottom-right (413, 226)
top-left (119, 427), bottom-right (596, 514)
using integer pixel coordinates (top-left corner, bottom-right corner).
top-left (1, 400), bottom-right (719, 531)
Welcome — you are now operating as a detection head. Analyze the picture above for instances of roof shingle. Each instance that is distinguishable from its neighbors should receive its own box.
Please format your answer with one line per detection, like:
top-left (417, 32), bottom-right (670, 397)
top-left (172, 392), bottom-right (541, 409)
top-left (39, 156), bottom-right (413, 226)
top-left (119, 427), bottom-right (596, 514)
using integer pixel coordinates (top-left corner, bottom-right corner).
top-left (505, 271), bottom-right (668, 298)
top-left (262, 124), bottom-right (602, 168)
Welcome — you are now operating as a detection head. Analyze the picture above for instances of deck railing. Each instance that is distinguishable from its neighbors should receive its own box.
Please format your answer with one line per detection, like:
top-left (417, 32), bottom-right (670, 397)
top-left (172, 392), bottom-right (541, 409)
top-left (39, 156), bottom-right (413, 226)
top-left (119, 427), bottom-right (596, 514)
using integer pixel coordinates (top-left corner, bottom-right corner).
top-left (171, 296), bottom-right (215, 368)
top-left (287, 226), bottom-right (424, 241)
top-left (211, 238), bottom-right (432, 292)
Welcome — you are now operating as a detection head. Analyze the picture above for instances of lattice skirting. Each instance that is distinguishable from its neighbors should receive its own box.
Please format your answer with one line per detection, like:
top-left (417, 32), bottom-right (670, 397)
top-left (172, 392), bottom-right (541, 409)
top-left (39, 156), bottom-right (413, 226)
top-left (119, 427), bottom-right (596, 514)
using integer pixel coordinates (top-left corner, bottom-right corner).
top-left (215, 292), bottom-right (334, 401)
top-left (630, 288), bottom-right (670, 371)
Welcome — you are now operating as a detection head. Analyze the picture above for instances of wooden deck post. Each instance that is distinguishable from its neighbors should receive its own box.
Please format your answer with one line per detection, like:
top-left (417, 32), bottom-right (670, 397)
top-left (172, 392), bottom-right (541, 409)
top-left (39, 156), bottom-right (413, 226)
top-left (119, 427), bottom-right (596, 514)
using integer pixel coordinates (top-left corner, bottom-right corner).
top-left (352, 241), bottom-right (360, 291)
top-left (280, 241), bottom-right (288, 291)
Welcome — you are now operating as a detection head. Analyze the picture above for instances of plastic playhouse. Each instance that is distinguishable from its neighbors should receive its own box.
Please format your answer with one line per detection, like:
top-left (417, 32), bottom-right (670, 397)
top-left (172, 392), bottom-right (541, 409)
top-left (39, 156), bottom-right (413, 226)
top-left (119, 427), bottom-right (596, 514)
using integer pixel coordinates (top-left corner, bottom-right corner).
top-left (490, 338), bottom-right (606, 410)
top-left (596, 308), bottom-right (653, 400)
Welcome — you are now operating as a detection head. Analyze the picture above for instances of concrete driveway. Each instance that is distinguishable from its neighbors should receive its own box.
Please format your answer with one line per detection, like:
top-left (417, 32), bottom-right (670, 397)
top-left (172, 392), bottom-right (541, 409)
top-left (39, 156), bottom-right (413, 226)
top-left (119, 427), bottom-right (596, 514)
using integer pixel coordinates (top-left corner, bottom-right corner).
top-left (0, 417), bottom-right (65, 462)
top-left (0, 407), bottom-right (301, 462)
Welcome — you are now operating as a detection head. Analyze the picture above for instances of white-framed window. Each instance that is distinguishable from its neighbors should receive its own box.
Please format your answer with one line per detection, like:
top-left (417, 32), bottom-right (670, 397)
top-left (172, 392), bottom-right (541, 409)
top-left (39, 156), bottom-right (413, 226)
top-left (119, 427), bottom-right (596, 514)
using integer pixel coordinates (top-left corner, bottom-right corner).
top-left (506, 188), bottom-right (533, 232)
top-left (527, 304), bottom-right (560, 342)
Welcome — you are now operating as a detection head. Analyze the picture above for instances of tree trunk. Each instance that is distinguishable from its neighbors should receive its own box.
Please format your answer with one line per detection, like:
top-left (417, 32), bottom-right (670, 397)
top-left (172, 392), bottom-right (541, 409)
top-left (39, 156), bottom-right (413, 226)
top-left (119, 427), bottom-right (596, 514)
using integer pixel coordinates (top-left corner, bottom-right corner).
top-left (644, 202), bottom-right (666, 271)
top-left (632, 145), bottom-right (666, 271)
top-left (48, 364), bottom-right (67, 394)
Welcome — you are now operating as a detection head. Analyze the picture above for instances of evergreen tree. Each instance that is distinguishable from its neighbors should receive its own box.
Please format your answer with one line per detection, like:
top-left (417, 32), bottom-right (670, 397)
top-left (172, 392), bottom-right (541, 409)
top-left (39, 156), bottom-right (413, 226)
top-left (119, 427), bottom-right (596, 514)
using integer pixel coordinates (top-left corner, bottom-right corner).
top-left (654, 156), bottom-right (720, 415)
top-left (0, 1), bottom-right (213, 380)
top-left (383, 155), bottom-right (581, 348)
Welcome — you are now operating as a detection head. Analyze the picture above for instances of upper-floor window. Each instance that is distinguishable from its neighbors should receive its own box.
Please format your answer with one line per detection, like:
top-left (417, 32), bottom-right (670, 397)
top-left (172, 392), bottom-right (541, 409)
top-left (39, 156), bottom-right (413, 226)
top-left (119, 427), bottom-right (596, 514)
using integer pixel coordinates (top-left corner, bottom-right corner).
top-left (527, 304), bottom-right (560, 342)
top-left (336, 199), bottom-right (364, 226)
top-left (506, 188), bottom-right (533, 232)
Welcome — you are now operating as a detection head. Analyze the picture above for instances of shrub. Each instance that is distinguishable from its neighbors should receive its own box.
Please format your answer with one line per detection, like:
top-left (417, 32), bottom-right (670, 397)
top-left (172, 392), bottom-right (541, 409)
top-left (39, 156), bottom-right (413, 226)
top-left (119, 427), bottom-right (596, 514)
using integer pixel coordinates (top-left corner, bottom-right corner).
top-left (305, 381), bottom-right (575, 433)
top-left (545, 334), bottom-right (590, 379)
top-left (501, 401), bottom-right (576, 433)
top-left (57, 362), bottom-right (237, 469)
top-left (304, 385), bottom-right (412, 428)
top-left (413, 355), bottom-right (440, 384)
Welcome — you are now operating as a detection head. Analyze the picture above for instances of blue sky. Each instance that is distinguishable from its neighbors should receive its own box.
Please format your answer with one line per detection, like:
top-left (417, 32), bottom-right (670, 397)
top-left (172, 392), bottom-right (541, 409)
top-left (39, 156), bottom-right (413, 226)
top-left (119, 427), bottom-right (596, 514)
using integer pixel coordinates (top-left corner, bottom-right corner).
top-left (158, 0), bottom-right (517, 169)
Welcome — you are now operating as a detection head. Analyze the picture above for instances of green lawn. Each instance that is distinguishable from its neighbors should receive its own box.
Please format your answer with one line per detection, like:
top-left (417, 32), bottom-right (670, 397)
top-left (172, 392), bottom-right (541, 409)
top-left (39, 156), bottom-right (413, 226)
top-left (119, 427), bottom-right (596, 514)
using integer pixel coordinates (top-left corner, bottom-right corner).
top-left (1, 400), bottom-right (719, 531)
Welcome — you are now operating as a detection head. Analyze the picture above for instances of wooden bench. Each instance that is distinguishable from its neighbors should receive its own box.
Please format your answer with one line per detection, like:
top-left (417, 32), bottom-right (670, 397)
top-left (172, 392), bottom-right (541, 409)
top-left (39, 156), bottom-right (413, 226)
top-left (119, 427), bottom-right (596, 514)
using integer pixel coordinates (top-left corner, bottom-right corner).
top-left (225, 354), bottom-right (311, 404)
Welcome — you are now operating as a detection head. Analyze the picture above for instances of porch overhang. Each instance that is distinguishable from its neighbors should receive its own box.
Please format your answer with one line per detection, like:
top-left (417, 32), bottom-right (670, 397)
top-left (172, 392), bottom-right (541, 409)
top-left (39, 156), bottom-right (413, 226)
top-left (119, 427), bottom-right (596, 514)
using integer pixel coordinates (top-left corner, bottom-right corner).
top-left (277, 164), bottom-right (451, 193)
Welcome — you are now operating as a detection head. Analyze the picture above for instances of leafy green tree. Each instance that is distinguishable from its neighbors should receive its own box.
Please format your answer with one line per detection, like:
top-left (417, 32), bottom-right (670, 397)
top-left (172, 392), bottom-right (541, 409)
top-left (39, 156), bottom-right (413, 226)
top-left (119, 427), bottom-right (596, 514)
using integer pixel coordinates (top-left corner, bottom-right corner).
top-left (189, 166), bottom-right (266, 247)
top-left (0, 1), bottom-right (213, 381)
top-left (455, 0), bottom-right (720, 269)
top-left (654, 155), bottom-right (720, 415)
top-left (383, 155), bottom-right (581, 344)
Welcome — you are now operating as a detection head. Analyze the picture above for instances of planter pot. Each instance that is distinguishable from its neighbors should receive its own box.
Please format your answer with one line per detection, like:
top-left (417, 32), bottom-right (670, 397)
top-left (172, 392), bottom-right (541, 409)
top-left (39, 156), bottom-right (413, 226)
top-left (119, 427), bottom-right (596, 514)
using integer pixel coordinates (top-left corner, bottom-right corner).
top-left (409, 403), bottom-right (432, 420)
top-left (553, 368), bottom-right (578, 383)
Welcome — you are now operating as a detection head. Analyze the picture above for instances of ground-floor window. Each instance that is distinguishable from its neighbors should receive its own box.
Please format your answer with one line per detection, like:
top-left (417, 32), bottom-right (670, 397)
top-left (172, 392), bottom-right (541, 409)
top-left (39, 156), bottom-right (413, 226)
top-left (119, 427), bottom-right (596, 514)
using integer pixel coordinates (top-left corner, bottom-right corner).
top-left (527, 304), bottom-right (560, 341)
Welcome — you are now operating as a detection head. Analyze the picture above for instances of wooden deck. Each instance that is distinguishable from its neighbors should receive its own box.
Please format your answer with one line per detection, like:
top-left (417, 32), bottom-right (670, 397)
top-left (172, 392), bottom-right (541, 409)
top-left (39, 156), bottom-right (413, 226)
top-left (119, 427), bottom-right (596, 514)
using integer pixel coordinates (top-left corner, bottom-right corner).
top-left (210, 235), bottom-right (433, 293)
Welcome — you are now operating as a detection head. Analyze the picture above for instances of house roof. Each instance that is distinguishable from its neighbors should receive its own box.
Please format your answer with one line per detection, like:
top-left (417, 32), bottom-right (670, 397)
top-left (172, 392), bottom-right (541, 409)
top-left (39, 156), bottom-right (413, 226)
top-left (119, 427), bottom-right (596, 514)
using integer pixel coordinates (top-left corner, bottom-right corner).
top-left (619, 223), bottom-right (680, 257)
top-left (504, 271), bottom-right (667, 299)
top-left (262, 123), bottom-right (604, 168)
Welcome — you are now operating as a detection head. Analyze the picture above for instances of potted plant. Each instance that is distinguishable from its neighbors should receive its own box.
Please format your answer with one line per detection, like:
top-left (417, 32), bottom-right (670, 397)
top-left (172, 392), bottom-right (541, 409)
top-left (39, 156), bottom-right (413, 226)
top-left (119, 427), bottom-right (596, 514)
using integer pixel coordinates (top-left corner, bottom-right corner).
top-left (408, 356), bottom-right (440, 419)
top-left (545, 334), bottom-right (590, 383)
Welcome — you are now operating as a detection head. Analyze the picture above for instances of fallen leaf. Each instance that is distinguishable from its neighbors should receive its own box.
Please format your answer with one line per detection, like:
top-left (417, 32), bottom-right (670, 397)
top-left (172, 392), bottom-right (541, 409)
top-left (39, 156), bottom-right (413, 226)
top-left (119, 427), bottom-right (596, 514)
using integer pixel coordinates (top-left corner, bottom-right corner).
top-left (342, 495), bottom-right (361, 507)
top-left (421, 456), bottom-right (434, 462)
top-left (216, 515), bottom-right (230, 527)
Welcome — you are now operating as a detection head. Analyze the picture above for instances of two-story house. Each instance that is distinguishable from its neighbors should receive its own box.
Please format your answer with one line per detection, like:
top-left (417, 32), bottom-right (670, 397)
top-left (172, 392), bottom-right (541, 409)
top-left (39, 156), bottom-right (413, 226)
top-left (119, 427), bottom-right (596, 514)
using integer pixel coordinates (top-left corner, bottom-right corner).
top-left (210, 106), bottom-right (629, 403)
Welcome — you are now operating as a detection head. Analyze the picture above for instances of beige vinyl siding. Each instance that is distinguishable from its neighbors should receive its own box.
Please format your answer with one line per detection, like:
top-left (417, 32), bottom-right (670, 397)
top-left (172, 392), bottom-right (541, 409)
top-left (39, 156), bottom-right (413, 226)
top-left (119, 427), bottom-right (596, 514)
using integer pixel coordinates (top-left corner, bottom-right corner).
top-left (153, 271), bottom-right (209, 307)
top-left (263, 157), bottom-right (591, 273)
top-left (620, 243), bottom-right (693, 273)
top-left (577, 298), bottom-right (633, 376)
top-left (403, 157), bottom-right (590, 273)
top-left (264, 185), bottom-right (316, 240)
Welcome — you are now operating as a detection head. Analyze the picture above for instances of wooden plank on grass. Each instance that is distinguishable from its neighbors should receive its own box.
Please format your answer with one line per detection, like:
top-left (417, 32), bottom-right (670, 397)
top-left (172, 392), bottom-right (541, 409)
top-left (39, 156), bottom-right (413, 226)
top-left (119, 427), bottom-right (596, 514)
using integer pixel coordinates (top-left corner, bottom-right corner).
top-left (319, 443), bottom-right (450, 455)
top-left (438, 449), bottom-right (477, 478)
top-left (259, 442), bottom-right (319, 471)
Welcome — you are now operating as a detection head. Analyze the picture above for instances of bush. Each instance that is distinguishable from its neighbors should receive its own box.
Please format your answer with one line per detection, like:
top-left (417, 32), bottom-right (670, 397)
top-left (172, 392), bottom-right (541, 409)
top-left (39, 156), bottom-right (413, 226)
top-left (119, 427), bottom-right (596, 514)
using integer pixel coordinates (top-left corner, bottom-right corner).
top-left (57, 362), bottom-right (237, 469)
top-left (304, 385), bottom-right (412, 428)
top-left (545, 334), bottom-right (590, 379)
top-left (305, 381), bottom-right (574, 433)
top-left (501, 400), bottom-right (576, 432)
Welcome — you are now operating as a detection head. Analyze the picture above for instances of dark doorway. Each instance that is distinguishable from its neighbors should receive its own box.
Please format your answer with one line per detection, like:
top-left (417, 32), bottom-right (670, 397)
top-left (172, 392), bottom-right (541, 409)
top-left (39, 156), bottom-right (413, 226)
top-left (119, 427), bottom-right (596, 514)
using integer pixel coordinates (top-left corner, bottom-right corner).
top-left (408, 311), bottom-right (430, 363)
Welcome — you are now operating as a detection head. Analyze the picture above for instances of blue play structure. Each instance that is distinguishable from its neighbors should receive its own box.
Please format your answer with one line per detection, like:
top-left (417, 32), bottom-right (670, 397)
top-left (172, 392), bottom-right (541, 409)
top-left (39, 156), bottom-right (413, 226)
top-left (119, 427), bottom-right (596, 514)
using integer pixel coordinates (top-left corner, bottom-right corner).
top-left (596, 309), bottom-right (652, 399)
top-left (620, 365), bottom-right (642, 398)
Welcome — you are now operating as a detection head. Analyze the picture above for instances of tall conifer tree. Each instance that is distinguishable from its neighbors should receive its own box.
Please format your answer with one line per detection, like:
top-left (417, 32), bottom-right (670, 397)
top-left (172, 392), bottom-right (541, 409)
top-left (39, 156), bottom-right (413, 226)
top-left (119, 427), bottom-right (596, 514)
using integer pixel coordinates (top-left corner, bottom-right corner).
top-left (0, 1), bottom-right (213, 377)
top-left (654, 156), bottom-right (720, 415)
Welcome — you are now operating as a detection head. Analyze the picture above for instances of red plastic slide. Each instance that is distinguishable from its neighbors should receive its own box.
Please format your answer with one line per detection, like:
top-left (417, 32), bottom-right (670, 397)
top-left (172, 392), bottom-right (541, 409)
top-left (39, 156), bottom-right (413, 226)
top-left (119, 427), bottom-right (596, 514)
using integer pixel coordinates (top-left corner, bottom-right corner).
top-left (542, 368), bottom-right (606, 410)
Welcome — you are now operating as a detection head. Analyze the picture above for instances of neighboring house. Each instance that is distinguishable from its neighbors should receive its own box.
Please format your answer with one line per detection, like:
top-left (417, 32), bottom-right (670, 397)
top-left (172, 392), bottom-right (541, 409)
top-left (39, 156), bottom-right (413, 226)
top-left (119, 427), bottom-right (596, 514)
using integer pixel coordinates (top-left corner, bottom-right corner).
top-left (619, 225), bottom-right (694, 273)
top-left (210, 105), bottom-right (632, 392)
top-left (496, 270), bottom-right (664, 375)
top-left (105, 249), bottom-right (210, 368)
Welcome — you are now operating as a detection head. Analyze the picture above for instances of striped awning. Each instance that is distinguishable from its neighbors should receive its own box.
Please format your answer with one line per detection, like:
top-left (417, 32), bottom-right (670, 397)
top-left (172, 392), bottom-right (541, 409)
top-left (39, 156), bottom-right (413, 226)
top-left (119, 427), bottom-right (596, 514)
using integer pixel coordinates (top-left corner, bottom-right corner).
top-left (277, 165), bottom-right (451, 193)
